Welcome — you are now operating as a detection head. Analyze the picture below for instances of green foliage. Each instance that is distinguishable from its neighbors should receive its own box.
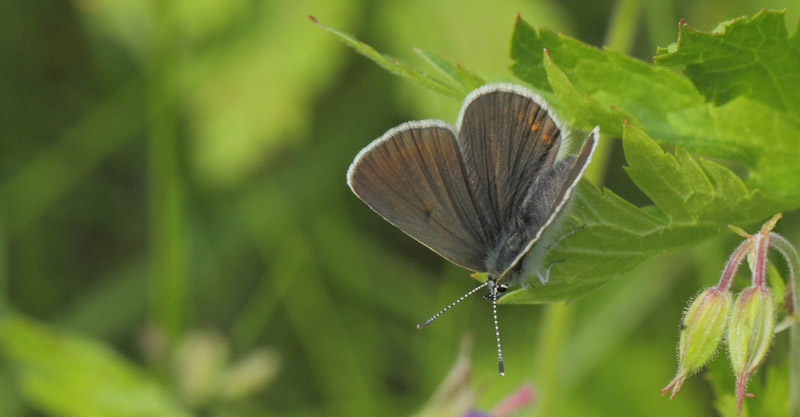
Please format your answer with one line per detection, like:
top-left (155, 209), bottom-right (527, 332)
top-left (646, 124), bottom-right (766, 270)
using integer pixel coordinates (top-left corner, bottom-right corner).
top-left (310, 16), bottom-right (468, 99)
top-left (412, 47), bottom-right (486, 92)
top-left (510, 12), bottom-right (800, 207)
top-left (655, 10), bottom-right (800, 115)
top-left (0, 315), bottom-right (191, 417)
top-left (318, 10), bottom-right (797, 304)
top-left (4, 2), bottom-right (800, 417)
top-left (706, 355), bottom-right (790, 417)
top-left (503, 124), bottom-right (781, 303)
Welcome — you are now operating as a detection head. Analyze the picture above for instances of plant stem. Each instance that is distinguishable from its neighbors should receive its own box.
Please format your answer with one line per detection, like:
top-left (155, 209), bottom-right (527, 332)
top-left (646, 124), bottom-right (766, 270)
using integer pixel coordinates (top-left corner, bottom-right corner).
top-left (533, 302), bottom-right (572, 416)
top-left (642, 0), bottom-right (675, 50)
top-left (769, 233), bottom-right (800, 417)
top-left (716, 240), bottom-right (752, 290)
top-left (604, 0), bottom-right (641, 54)
top-left (0, 225), bottom-right (7, 316)
top-left (148, 1), bottom-right (186, 344)
top-left (582, 0), bottom-right (641, 185)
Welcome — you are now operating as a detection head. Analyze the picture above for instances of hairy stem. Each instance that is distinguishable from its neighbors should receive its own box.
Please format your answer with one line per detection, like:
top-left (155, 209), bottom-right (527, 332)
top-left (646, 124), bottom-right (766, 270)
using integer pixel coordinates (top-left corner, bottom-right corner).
top-left (769, 233), bottom-right (800, 417)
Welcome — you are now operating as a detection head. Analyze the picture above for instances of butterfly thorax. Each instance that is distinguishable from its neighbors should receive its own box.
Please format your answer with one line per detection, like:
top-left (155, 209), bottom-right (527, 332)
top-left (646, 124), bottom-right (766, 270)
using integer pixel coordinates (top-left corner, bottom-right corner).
top-left (483, 153), bottom-right (579, 287)
top-left (485, 223), bottom-right (528, 277)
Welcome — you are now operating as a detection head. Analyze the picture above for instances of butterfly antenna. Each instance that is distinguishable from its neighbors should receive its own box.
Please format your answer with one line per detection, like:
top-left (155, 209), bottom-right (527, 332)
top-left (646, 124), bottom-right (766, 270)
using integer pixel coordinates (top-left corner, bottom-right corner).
top-left (493, 289), bottom-right (505, 376)
top-left (417, 282), bottom-right (488, 329)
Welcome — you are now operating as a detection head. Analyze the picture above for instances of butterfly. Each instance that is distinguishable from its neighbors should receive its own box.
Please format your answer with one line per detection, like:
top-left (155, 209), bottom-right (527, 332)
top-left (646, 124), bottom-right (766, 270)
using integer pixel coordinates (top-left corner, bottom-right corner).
top-left (347, 83), bottom-right (599, 375)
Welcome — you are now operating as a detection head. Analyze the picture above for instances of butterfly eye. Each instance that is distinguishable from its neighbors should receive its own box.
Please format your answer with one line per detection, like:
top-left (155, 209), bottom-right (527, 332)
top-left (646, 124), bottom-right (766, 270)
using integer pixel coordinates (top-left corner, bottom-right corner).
top-left (497, 284), bottom-right (509, 293)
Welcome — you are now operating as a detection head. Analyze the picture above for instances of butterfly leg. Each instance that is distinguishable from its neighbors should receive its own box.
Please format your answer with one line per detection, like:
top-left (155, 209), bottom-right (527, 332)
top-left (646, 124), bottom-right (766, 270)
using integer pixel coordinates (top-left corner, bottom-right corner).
top-left (537, 259), bottom-right (565, 284)
top-left (545, 224), bottom-right (587, 250)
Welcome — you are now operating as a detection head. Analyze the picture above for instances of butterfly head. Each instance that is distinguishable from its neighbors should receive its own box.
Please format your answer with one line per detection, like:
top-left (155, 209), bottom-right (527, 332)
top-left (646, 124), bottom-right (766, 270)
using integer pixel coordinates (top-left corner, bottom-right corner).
top-left (484, 277), bottom-right (509, 301)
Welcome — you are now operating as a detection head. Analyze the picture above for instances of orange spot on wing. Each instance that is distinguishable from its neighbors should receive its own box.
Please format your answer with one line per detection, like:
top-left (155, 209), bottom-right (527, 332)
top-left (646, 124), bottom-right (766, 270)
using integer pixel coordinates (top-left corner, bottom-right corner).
top-left (541, 132), bottom-right (552, 145)
top-left (530, 119), bottom-right (542, 132)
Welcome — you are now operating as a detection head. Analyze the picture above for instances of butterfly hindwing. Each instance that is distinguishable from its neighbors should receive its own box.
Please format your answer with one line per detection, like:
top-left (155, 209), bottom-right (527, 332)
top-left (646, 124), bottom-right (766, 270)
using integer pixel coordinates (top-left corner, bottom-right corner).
top-left (498, 127), bottom-right (599, 279)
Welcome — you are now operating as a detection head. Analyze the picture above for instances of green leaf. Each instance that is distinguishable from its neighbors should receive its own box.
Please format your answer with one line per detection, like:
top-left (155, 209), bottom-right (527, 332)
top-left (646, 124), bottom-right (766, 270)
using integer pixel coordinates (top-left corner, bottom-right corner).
top-left (500, 124), bottom-right (783, 304)
top-left (310, 16), bottom-right (464, 99)
top-left (329, 11), bottom-right (798, 304)
top-left (412, 47), bottom-right (485, 92)
top-left (542, 49), bottom-right (639, 135)
top-left (655, 10), bottom-right (800, 116)
top-left (0, 315), bottom-right (191, 417)
top-left (509, 13), bottom-right (800, 206)
top-left (622, 123), bottom-right (780, 223)
top-left (452, 64), bottom-right (486, 91)
top-left (509, 14), bottom-right (550, 93)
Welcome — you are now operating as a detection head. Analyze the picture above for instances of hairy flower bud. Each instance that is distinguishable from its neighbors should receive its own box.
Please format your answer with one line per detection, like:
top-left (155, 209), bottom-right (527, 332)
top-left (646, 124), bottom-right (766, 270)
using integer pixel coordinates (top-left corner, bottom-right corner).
top-left (662, 286), bottom-right (732, 399)
top-left (727, 286), bottom-right (775, 414)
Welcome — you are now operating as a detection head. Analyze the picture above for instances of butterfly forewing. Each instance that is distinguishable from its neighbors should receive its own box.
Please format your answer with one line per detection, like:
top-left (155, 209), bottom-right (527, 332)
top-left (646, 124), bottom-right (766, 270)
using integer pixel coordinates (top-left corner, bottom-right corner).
top-left (347, 121), bottom-right (491, 272)
top-left (456, 86), bottom-right (565, 237)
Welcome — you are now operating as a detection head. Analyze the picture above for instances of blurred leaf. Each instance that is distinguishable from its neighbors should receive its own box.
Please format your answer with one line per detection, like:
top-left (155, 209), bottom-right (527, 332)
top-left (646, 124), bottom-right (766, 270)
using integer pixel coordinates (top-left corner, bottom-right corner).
top-left (310, 16), bottom-right (464, 99)
top-left (0, 315), bottom-right (192, 417)
top-left (179, 2), bottom-right (362, 186)
top-left (413, 335), bottom-right (474, 417)
top-left (219, 347), bottom-right (280, 401)
top-left (376, 0), bottom-right (569, 121)
top-left (509, 13), bottom-right (800, 206)
top-left (707, 355), bottom-right (789, 417)
top-left (501, 124), bottom-right (783, 303)
top-left (0, 81), bottom-right (143, 237)
top-left (0, 364), bottom-right (24, 416)
top-left (706, 357), bottom-right (741, 417)
top-left (655, 10), bottom-right (800, 115)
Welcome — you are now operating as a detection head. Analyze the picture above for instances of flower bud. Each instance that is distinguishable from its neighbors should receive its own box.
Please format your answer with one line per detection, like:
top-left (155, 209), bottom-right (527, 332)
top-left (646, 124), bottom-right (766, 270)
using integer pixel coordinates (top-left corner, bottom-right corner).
top-left (727, 286), bottom-right (775, 414)
top-left (662, 286), bottom-right (732, 399)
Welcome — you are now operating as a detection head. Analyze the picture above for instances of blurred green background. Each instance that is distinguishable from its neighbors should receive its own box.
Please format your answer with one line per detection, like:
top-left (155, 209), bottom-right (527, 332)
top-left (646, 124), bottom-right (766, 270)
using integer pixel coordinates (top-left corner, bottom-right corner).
top-left (1, 0), bottom-right (799, 416)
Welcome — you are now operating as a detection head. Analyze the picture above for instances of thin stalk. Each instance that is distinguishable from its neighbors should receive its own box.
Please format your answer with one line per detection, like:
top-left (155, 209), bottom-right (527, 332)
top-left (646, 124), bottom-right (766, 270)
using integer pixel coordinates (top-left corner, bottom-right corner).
top-left (769, 233), bottom-right (800, 417)
top-left (148, 2), bottom-right (186, 343)
top-left (604, 0), bottom-right (641, 54)
top-left (642, 0), bottom-right (675, 51)
top-left (582, 0), bottom-right (641, 185)
top-left (533, 302), bottom-right (572, 416)
top-left (0, 224), bottom-right (7, 315)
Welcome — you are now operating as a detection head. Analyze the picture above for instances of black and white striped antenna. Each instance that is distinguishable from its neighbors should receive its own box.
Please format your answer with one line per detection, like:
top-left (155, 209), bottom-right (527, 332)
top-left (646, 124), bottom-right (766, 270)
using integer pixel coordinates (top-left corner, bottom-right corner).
top-left (416, 280), bottom-right (506, 376)
top-left (492, 287), bottom-right (505, 376)
top-left (416, 282), bottom-right (487, 329)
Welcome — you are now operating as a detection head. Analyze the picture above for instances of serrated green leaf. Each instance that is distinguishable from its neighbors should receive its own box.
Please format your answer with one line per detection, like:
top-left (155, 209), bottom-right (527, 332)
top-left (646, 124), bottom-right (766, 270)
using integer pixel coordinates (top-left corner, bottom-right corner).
top-left (411, 47), bottom-right (486, 93)
top-left (543, 49), bottom-right (639, 135)
top-left (509, 13), bottom-right (800, 206)
top-left (452, 64), bottom-right (486, 91)
top-left (310, 16), bottom-right (463, 99)
top-left (501, 125), bottom-right (783, 304)
top-left (655, 10), bottom-right (800, 116)
top-left (0, 315), bottom-right (191, 417)
top-left (411, 46), bottom-right (465, 88)
top-left (509, 14), bottom-right (550, 92)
